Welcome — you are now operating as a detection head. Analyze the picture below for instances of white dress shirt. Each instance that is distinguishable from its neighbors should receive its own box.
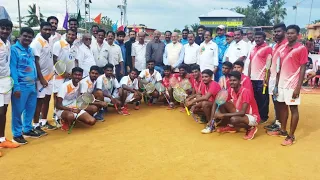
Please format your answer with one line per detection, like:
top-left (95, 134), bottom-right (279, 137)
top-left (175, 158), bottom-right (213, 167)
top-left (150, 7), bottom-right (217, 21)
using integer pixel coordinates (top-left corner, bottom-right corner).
top-left (91, 40), bottom-right (109, 68)
top-left (225, 39), bottom-right (249, 63)
top-left (198, 40), bottom-right (219, 72)
top-left (76, 44), bottom-right (96, 77)
top-left (106, 42), bottom-right (123, 66)
top-left (183, 42), bottom-right (200, 65)
top-left (131, 41), bottom-right (147, 71)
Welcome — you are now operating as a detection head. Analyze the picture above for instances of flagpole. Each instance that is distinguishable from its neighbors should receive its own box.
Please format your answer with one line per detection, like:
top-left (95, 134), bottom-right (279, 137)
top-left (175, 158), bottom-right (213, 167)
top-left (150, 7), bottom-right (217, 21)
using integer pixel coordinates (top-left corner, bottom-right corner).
top-left (308, 0), bottom-right (314, 24)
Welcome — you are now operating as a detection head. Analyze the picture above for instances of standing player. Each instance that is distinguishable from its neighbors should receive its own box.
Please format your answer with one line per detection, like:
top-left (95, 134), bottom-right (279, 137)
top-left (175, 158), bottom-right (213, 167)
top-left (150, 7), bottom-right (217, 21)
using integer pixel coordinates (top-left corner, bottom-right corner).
top-left (94, 64), bottom-right (122, 114)
top-left (269, 25), bottom-right (308, 146)
top-left (248, 31), bottom-right (272, 123)
top-left (0, 19), bottom-right (19, 154)
top-left (80, 65), bottom-right (107, 121)
top-left (212, 71), bottom-right (260, 140)
top-left (185, 69), bottom-right (221, 130)
top-left (265, 23), bottom-right (287, 131)
top-left (52, 29), bottom-right (78, 126)
top-left (138, 60), bottom-right (162, 105)
top-left (119, 69), bottom-right (142, 114)
top-left (56, 67), bottom-right (97, 131)
top-left (47, 16), bottom-right (61, 46)
top-left (30, 22), bottom-right (56, 136)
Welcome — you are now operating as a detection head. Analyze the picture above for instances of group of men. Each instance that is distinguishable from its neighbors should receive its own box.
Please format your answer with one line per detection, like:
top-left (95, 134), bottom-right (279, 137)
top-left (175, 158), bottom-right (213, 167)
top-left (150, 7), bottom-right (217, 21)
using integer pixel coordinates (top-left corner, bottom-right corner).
top-left (0, 15), bottom-right (308, 157)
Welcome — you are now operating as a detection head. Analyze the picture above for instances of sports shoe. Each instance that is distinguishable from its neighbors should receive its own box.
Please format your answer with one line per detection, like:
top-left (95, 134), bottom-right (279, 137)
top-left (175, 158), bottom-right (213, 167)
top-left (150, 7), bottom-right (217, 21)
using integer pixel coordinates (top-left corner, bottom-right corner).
top-left (94, 109), bottom-right (105, 122)
top-left (264, 123), bottom-right (280, 131)
top-left (55, 118), bottom-right (62, 128)
top-left (267, 129), bottom-right (288, 137)
top-left (41, 121), bottom-right (57, 130)
top-left (12, 136), bottom-right (28, 145)
top-left (243, 126), bottom-right (258, 140)
top-left (0, 139), bottom-right (20, 148)
top-left (281, 136), bottom-right (296, 146)
top-left (23, 129), bottom-right (41, 138)
top-left (121, 107), bottom-right (130, 116)
top-left (34, 126), bottom-right (48, 137)
top-left (201, 125), bottom-right (215, 134)
top-left (216, 126), bottom-right (237, 133)
top-left (134, 101), bottom-right (140, 110)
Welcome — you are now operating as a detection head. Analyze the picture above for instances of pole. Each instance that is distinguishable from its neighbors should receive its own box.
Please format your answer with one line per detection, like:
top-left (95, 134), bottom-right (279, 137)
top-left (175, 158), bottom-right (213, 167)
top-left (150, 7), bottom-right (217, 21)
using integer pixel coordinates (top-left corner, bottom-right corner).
top-left (17, 0), bottom-right (22, 29)
top-left (274, 0), bottom-right (278, 24)
top-left (308, 0), bottom-right (314, 24)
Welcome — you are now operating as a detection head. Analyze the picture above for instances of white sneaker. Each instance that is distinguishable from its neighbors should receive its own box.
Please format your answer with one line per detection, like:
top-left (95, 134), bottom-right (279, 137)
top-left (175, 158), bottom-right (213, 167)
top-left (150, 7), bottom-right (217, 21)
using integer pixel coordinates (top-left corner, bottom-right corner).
top-left (201, 126), bottom-right (214, 134)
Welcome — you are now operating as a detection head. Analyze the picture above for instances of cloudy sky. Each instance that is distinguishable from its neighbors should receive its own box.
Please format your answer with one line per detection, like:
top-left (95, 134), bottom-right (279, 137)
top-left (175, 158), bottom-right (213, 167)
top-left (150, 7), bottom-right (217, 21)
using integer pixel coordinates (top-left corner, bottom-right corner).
top-left (2, 0), bottom-right (320, 31)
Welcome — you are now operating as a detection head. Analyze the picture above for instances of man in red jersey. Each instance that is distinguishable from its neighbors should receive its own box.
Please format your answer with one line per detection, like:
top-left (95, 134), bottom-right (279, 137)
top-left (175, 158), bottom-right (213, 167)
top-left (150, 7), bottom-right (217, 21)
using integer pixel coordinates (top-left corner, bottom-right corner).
top-left (268, 25), bottom-right (308, 146)
top-left (248, 31), bottom-right (273, 123)
top-left (265, 23), bottom-right (288, 131)
top-left (233, 61), bottom-right (254, 96)
top-left (212, 71), bottom-right (260, 140)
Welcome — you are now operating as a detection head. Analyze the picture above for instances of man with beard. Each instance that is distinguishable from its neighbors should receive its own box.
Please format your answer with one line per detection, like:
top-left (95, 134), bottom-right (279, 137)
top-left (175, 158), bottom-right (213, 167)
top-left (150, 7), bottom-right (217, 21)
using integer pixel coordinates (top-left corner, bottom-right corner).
top-left (30, 22), bottom-right (56, 136)
top-left (47, 16), bottom-right (61, 46)
top-left (91, 25), bottom-right (99, 42)
top-left (125, 30), bottom-right (136, 72)
top-left (163, 31), bottom-right (172, 46)
top-left (245, 28), bottom-right (256, 76)
top-left (195, 25), bottom-right (205, 45)
top-left (222, 32), bottom-right (235, 62)
top-left (115, 31), bottom-right (127, 77)
top-left (145, 30), bottom-right (165, 75)
top-left (180, 29), bottom-right (189, 45)
top-left (106, 31), bottom-right (124, 81)
top-left (163, 32), bottom-right (184, 72)
top-left (61, 18), bottom-right (81, 48)
top-left (91, 29), bottom-right (109, 74)
top-left (198, 31), bottom-right (219, 75)
top-left (225, 29), bottom-right (249, 64)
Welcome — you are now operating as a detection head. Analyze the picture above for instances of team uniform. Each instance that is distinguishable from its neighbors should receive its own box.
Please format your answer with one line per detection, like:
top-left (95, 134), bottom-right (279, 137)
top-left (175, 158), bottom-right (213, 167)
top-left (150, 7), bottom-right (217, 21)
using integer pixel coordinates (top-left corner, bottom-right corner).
top-left (200, 80), bottom-right (221, 102)
top-left (218, 75), bottom-right (229, 90)
top-left (277, 43), bottom-right (308, 105)
top-left (269, 39), bottom-right (288, 94)
top-left (30, 35), bottom-right (54, 98)
top-left (228, 87), bottom-right (261, 126)
top-left (0, 38), bottom-right (11, 107)
top-left (139, 69), bottom-right (162, 84)
top-left (120, 75), bottom-right (139, 102)
top-left (80, 76), bottom-right (96, 94)
top-left (52, 39), bottom-right (78, 93)
top-left (162, 74), bottom-right (173, 89)
top-left (95, 74), bottom-right (121, 103)
top-left (56, 80), bottom-right (86, 119)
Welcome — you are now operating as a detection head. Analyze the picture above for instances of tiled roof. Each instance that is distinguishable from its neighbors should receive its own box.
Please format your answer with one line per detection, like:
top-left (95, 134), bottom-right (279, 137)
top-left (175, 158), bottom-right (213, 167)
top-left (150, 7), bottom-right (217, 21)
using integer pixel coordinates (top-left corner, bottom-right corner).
top-left (199, 9), bottom-right (245, 18)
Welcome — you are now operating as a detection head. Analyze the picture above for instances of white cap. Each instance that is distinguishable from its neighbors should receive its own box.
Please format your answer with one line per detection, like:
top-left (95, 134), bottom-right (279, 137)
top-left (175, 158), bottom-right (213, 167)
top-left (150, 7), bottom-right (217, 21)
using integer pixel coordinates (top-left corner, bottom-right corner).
top-left (217, 25), bottom-right (225, 30)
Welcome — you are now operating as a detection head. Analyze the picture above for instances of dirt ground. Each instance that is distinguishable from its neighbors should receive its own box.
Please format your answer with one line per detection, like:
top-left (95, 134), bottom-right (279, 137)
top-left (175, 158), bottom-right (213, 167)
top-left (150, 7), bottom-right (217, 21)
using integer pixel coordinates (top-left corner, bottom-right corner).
top-left (1, 93), bottom-right (320, 180)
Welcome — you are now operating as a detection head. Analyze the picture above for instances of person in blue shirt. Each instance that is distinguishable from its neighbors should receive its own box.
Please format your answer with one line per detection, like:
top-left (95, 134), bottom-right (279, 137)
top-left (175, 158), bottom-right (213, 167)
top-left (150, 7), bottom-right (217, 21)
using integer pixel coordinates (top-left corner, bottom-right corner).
top-left (10, 27), bottom-right (40, 144)
top-left (115, 31), bottom-right (127, 76)
top-left (213, 25), bottom-right (227, 82)
top-left (162, 31), bottom-right (172, 46)
top-left (180, 29), bottom-right (189, 45)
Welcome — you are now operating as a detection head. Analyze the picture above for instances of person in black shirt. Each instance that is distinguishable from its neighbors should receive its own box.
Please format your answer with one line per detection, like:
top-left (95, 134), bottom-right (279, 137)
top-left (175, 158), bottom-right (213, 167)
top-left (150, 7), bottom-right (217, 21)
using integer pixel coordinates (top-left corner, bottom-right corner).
top-left (125, 30), bottom-right (137, 73)
top-left (195, 25), bottom-right (205, 45)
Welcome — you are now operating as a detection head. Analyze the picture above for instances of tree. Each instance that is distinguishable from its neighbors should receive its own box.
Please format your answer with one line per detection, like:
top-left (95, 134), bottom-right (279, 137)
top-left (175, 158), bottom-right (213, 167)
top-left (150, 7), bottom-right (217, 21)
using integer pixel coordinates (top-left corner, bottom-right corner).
top-left (184, 25), bottom-right (189, 30)
top-left (267, 0), bottom-right (287, 24)
top-left (312, 19), bottom-right (320, 24)
top-left (173, 28), bottom-right (181, 33)
top-left (22, 4), bottom-right (45, 27)
top-left (249, 0), bottom-right (267, 9)
top-left (190, 23), bottom-right (199, 32)
top-left (100, 16), bottom-right (113, 31)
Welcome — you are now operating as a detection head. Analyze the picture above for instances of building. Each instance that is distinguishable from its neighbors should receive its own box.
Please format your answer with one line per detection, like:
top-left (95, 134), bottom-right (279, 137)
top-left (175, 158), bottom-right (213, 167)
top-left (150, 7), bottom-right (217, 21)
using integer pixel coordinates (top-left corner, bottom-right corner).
top-left (127, 24), bottom-right (156, 35)
top-left (199, 9), bottom-right (245, 33)
top-left (307, 23), bottom-right (320, 39)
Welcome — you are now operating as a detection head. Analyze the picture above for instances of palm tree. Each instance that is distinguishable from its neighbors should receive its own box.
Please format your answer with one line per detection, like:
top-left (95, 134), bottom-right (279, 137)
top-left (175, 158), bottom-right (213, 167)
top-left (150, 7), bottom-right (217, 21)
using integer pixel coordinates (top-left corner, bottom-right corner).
top-left (267, 0), bottom-right (287, 24)
top-left (312, 19), bottom-right (320, 24)
top-left (22, 4), bottom-right (45, 27)
top-left (190, 23), bottom-right (199, 32)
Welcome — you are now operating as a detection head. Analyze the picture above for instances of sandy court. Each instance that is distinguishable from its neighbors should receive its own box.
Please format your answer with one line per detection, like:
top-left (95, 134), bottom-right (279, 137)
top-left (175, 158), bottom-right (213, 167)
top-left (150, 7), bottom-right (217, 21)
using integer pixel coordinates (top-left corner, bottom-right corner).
top-left (1, 93), bottom-right (320, 180)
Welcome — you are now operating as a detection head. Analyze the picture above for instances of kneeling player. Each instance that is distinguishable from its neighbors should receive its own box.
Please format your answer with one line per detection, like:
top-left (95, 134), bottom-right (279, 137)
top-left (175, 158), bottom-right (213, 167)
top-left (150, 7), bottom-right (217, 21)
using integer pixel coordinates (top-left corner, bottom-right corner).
top-left (56, 67), bottom-right (98, 130)
top-left (209, 71), bottom-right (260, 140)
top-left (119, 69), bottom-right (142, 114)
top-left (80, 65), bottom-right (107, 121)
top-left (161, 65), bottom-right (174, 108)
top-left (185, 69), bottom-right (221, 125)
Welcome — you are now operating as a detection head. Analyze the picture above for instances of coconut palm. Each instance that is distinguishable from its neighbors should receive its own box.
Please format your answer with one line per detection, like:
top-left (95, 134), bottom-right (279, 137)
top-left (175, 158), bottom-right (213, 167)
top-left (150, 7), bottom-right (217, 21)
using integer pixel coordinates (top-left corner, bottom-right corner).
top-left (22, 4), bottom-right (45, 27)
top-left (312, 19), bottom-right (320, 24)
top-left (190, 23), bottom-right (199, 32)
top-left (267, 0), bottom-right (287, 24)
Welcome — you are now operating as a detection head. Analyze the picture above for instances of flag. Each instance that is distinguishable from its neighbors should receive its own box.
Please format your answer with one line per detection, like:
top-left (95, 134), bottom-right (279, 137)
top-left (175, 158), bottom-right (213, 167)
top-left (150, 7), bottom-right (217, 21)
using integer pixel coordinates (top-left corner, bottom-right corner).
top-left (118, 25), bottom-right (124, 32)
top-left (77, 10), bottom-right (82, 23)
top-left (93, 13), bottom-right (102, 24)
top-left (112, 20), bottom-right (118, 32)
top-left (63, 12), bottom-right (69, 29)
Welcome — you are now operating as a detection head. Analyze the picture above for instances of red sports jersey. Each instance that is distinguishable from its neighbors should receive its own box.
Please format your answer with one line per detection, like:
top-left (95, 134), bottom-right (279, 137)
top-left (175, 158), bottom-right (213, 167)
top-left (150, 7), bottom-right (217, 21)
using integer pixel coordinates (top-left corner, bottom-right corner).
top-left (270, 39), bottom-right (288, 81)
top-left (200, 80), bottom-right (221, 102)
top-left (249, 43), bottom-right (273, 80)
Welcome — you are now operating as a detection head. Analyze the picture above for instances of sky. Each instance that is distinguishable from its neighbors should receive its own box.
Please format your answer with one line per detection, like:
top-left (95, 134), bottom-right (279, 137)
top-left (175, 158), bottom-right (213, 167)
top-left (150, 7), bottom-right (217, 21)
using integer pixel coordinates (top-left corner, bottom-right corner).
top-left (2, 0), bottom-right (320, 31)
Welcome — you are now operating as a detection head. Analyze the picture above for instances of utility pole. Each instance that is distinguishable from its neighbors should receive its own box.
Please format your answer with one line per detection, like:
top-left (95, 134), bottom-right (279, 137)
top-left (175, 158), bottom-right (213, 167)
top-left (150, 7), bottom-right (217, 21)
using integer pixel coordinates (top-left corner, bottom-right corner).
top-left (308, 0), bottom-right (314, 24)
top-left (17, 0), bottom-right (22, 29)
top-left (274, 0), bottom-right (278, 24)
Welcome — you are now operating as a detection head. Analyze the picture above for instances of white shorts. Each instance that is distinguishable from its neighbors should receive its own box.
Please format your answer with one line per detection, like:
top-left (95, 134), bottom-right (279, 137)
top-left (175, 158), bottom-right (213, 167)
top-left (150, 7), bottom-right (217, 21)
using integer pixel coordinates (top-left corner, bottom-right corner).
top-left (56, 109), bottom-right (86, 120)
top-left (103, 92), bottom-right (120, 103)
top-left (0, 91), bottom-right (11, 107)
top-left (53, 78), bottom-right (65, 93)
top-left (305, 69), bottom-right (315, 75)
top-left (277, 88), bottom-right (301, 105)
top-left (245, 114), bottom-right (258, 126)
top-left (268, 78), bottom-right (276, 95)
top-left (37, 80), bottom-right (53, 98)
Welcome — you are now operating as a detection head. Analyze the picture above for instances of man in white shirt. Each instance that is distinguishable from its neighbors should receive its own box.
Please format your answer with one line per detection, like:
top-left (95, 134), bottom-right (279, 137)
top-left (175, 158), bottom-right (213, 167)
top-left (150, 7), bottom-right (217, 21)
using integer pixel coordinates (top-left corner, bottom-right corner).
top-left (56, 67), bottom-right (97, 131)
top-left (105, 31), bottom-right (124, 81)
top-left (163, 32), bottom-right (184, 72)
top-left (30, 22), bottom-right (56, 134)
top-left (0, 19), bottom-right (20, 151)
top-left (183, 33), bottom-right (199, 72)
top-left (132, 32), bottom-right (147, 73)
top-left (91, 29), bottom-right (109, 74)
top-left (90, 25), bottom-right (99, 43)
top-left (138, 60), bottom-right (162, 105)
top-left (47, 16), bottom-right (61, 46)
top-left (61, 18), bottom-right (82, 48)
top-left (225, 29), bottom-right (249, 64)
top-left (245, 29), bottom-right (256, 75)
top-left (75, 33), bottom-right (96, 77)
top-left (198, 30), bottom-right (219, 74)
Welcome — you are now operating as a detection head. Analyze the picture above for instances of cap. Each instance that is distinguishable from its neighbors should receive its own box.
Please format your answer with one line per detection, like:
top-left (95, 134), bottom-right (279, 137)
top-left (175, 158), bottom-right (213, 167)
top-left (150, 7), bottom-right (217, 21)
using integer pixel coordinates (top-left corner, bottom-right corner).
top-left (217, 25), bottom-right (225, 30)
top-left (226, 32), bottom-right (234, 37)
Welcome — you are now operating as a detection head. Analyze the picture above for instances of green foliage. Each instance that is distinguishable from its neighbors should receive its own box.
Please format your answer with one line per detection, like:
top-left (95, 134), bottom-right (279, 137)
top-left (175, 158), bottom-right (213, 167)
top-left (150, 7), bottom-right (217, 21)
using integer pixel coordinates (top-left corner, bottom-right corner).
top-left (312, 19), bottom-right (320, 24)
top-left (190, 23), bottom-right (199, 32)
top-left (22, 4), bottom-right (45, 27)
top-left (266, 0), bottom-right (287, 24)
top-left (173, 28), bottom-right (181, 33)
